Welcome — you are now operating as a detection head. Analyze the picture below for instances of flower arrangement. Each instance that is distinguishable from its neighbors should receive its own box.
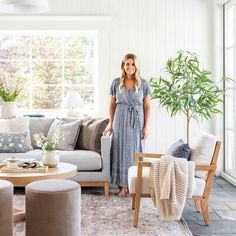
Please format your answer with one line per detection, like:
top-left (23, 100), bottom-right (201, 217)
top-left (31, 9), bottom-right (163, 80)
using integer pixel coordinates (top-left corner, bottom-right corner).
top-left (0, 84), bottom-right (22, 102)
top-left (34, 129), bottom-right (66, 151)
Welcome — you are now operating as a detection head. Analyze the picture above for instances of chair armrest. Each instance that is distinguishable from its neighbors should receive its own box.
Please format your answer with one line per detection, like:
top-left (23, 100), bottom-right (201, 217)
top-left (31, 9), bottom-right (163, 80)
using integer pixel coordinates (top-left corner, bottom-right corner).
top-left (138, 162), bottom-right (152, 168)
top-left (134, 152), bottom-right (162, 166)
top-left (195, 164), bottom-right (217, 171)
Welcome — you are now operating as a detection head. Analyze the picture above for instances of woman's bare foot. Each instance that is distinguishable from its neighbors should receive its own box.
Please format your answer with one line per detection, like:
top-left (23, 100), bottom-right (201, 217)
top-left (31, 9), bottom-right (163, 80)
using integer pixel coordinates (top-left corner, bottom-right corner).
top-left (118, 186), bottom-right (126, 197)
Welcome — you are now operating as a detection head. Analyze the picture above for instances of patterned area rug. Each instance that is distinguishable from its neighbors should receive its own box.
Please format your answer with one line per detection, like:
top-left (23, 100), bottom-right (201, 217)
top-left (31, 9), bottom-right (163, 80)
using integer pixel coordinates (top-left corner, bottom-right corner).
top-left (13, 188), bottom-right (193, 236)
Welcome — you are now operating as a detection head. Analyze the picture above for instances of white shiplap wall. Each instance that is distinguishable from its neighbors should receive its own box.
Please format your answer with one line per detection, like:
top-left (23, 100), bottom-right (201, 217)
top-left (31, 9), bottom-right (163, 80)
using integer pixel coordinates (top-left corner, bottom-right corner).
top-left (0, 0), bottom-right (214, 153)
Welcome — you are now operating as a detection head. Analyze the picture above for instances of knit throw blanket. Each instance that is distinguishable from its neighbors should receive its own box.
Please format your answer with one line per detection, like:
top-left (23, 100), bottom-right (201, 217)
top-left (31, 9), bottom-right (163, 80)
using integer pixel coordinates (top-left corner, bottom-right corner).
top-left (149, 155), bottom-right (195, 220)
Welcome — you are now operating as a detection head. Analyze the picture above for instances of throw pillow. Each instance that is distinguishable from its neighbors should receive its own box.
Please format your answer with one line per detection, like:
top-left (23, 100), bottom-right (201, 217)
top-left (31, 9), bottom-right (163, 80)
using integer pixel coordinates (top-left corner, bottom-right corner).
top-left (29, 118), bottom-right (54, 149)
top-left (166, 139), bottom-right (191, 160)
top-left (47, 118), bottom-right (82, 151)
top-left (0, 117), bottom-right (33, 150)
top-left (0, 131), bottom-right (27, 153)
top-left (190, 132), bottom-right (217, 179)
top-left (76, 117), bottom-right (109, 153)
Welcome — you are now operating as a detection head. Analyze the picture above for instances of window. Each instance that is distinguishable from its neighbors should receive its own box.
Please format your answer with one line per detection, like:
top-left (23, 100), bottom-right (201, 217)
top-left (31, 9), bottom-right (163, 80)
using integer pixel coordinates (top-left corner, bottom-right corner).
top-left (224, 1), bottom-right (236, 178)
top-left (0, 31), bottom-right (97, 114)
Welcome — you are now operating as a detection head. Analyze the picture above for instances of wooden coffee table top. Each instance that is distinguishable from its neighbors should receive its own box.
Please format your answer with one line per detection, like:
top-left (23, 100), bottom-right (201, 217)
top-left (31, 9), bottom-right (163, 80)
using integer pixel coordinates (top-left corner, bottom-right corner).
top-left (0, 162), bottom-right (77, 186)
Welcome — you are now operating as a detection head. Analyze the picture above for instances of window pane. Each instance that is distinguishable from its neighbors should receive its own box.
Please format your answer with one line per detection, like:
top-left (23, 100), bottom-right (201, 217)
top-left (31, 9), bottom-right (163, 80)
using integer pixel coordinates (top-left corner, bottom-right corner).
top-left (225, 88), bottom-right (234, 129)
top-left (32, 86), bottom-right (62, 109)
top-left (32, 36), bottom-right (62, 59)
top-left (0, 61), bottom-right (29, 88)
top-left (225, 130), bottom-right (236, 173)
top-left (0, 36), bottom-right (30, 60)
top-left (32, 61), bottom-right (62, 85)
top-left (225, 48), bottom-right (234, 81)
top-left (64, 86), bottom-right (94, 111)
top-left (64, 36), bottom-right (94, 59)
top-left (64, 61), bottom-right (94, 84)
top-left (17, 86), bottom-right (30, 109)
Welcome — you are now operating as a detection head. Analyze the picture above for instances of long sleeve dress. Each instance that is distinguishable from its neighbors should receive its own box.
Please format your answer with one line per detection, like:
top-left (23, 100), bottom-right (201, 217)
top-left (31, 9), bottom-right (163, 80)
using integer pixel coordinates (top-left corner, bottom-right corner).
top-left (110, 78), bottom-right (151, 187)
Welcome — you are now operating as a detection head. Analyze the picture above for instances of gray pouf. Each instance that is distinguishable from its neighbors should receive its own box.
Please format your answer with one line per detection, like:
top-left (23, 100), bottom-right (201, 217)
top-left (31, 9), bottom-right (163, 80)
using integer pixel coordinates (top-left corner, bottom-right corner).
top-left (26, 179), bottom-right (81, 236)
top-left (0, 180), bottom-right (13, 236)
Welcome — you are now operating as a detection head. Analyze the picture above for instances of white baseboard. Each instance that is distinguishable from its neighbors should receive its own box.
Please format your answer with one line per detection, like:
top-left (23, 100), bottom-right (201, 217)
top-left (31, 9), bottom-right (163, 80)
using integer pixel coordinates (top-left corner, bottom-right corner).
top-left (221, 172), bottom-right (236, 187)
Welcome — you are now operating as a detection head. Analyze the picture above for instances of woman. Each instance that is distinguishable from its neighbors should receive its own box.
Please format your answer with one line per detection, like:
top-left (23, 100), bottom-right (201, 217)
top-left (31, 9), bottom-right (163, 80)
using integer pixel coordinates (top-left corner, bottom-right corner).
top-left (103, 53), bottom-right (151, 197)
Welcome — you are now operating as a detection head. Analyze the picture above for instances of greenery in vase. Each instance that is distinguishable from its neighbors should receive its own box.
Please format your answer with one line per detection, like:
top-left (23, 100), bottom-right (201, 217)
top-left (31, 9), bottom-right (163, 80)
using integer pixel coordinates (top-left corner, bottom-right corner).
top-left (34, 130), bottom-right (67, 151)
top-left (149, 50), bottom-right (224, 143)
top-left (0, 84), bottom-right (22, 102)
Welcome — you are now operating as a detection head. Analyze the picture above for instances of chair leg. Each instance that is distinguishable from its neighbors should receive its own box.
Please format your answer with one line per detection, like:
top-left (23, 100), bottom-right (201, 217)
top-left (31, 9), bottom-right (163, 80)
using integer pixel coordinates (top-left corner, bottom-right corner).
top-left (132, 195), bottom-right (135, 210)
top-left (201, 199), bottom-right (210, 225)
top-left (134, 193), bottom-right (141, 227)
top-left (194, 200), bottom-right (202, 213)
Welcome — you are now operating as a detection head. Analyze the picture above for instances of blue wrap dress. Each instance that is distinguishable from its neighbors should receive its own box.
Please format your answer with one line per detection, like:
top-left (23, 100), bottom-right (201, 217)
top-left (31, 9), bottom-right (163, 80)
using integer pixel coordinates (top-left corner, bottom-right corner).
top-left (110, 78), bottom-right (151, 187)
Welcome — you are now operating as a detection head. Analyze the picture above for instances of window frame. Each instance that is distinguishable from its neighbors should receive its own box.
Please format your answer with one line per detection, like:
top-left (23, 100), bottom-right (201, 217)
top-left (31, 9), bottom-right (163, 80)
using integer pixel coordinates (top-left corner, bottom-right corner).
top-left (0, 16), bottom-right (111, 117)
top-left (223, 0), bottom-right (236, 179)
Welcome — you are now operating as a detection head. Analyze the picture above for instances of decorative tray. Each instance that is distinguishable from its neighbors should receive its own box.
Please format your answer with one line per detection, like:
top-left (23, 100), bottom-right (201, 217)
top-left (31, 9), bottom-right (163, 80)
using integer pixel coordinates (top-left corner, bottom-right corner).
top-left (0, 165), bottom-right (48, 173)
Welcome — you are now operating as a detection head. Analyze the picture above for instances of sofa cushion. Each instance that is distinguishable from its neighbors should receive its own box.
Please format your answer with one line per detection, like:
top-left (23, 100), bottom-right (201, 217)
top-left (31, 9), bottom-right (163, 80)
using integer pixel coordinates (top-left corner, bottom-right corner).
top-left (58, 150), bottom-right (102, 170)
top-left (0, 117), bottom-right (32, 150)
top-left (47, 118), bottom-right (82, 151)
top-left (166, 139), bottom-right (191, 160)
top-left (190, 132), bottom-right (217, 178)
top-left (0, 149), bottom-right (102, 171)
top-left (29, 118), bottom-right (54, 149)
top-left (0, 132), bottom-right (27, 153)
top-left (76, 118), bottom-right (109, 153)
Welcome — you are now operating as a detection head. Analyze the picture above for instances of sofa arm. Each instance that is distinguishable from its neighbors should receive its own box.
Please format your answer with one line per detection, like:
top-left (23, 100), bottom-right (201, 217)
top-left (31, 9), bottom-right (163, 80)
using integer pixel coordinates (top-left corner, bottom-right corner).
top-left (101, 135), bottom-right (112, 177)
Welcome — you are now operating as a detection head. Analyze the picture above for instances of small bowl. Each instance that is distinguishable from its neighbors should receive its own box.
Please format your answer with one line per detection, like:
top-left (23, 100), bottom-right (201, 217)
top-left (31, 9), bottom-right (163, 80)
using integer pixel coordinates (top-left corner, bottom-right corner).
top-left (7, 157), bottom-right (20, 169)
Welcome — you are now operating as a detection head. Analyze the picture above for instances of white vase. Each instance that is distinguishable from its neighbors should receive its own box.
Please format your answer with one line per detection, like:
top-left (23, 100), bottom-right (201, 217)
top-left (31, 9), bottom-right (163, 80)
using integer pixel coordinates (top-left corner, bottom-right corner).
top-left (42, 151), bottom-right (60, 168)
top-left (1, 102), bottom-right (17, 118)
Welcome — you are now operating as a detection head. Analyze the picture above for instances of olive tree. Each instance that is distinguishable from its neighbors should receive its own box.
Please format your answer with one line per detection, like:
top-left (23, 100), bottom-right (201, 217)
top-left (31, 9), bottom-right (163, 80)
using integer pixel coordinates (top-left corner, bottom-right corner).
top-left (150, 51), bottom-right (224, 143)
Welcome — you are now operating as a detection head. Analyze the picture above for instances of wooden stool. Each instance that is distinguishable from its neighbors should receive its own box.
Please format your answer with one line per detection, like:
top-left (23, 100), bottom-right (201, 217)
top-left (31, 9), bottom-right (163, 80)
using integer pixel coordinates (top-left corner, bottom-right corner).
top-left (26, 179), bottom-right (81, 236)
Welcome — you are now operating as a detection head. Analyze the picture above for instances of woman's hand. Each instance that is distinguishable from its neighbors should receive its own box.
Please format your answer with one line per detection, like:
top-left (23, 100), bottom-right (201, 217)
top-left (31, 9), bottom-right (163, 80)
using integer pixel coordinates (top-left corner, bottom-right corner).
top-left (141, 127), bottom-right (148, 140)
top-left (103, 123), bottom-right (113, 136)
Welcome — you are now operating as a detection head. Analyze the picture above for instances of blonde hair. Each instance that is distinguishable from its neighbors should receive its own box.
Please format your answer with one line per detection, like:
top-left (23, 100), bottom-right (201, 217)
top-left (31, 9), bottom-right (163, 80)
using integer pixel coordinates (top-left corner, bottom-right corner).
top-left (119, 53), bottom-right (141, 92)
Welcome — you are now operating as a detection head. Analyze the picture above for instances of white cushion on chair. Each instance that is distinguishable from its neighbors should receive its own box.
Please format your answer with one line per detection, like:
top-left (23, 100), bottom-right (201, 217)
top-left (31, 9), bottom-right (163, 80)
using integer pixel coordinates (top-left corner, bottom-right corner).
top-left (128, 166), bottom-right (151, 194)
top-left (128, 166), bottom-right (206, 196)
top-left (190, 132), bottom-right (217, 178)
top-left (192, 177), bottom-right (206, 196)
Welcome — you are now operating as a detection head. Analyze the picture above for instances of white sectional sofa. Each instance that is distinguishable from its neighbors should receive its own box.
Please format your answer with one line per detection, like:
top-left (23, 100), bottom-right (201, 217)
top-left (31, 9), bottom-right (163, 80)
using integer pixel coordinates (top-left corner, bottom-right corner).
top-left (0, 117), bottom-right (111, 196)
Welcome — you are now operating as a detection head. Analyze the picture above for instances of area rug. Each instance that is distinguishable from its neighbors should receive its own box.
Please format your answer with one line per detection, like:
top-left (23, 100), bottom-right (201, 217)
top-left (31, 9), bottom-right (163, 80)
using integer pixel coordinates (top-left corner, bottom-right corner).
top-left (13, 188), bottom-right (193, 236)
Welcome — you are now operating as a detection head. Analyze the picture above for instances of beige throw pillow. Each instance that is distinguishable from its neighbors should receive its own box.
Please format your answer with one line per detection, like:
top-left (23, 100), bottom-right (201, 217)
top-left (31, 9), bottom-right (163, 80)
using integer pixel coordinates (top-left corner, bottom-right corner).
top-left (76, 118), bottom-right (109, 153)
top-left (0, 117), bottom-right (32, 150)
top-left (47, 118), bottom-right (82, 151)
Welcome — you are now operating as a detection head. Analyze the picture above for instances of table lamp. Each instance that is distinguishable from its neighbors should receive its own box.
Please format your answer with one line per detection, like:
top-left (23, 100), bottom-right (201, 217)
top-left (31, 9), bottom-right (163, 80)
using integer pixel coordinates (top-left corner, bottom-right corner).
top-left (61, 91), bottom-right (84, 119)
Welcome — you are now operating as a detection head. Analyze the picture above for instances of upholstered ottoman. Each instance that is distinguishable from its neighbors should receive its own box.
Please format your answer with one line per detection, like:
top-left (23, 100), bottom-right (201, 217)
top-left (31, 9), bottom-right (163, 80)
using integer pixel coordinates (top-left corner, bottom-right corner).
top-left (26, 179), bottom-right (81, 236)
top-left (0, 180), bottom-right (13, 236)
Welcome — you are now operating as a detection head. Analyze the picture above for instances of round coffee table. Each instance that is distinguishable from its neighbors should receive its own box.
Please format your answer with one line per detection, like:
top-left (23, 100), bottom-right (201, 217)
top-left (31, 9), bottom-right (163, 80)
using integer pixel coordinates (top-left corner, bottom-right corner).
top-left (0, 162), bottom-right (77, 221)
top-left (0, 162), bottom-right (77, 186)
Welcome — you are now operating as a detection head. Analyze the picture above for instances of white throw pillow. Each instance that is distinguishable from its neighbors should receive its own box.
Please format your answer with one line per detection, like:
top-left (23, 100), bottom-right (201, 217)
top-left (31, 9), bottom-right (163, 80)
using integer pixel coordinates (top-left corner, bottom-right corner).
top-left (190, 132), bottom-right (217, 178)
top-left (0, 117), bottom-right (33, 150)
top-left (47, 118), bottom-right (82, 151)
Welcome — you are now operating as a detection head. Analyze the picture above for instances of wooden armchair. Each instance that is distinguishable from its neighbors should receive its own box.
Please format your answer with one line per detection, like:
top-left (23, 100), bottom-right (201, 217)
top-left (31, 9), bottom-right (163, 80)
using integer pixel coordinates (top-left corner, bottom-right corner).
top-left (128, 135), bottom-right (221, 227)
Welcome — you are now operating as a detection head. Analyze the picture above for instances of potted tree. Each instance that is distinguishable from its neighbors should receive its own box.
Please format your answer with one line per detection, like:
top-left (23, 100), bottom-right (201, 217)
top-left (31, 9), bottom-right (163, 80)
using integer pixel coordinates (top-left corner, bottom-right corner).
top-left (150, 51), bottom-right (224, 143)
top-left (0, 84), bottom-right (22, 118)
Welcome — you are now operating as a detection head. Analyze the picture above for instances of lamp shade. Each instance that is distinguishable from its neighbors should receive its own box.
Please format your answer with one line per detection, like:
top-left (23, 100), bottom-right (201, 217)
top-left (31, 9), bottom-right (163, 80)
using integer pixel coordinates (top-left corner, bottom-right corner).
top-left (61, 91), bottom-right (84, 110)
top-left (0, 0), bottom-right (49, 13)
